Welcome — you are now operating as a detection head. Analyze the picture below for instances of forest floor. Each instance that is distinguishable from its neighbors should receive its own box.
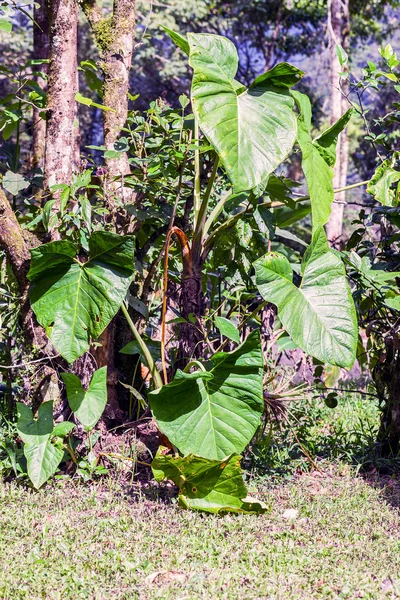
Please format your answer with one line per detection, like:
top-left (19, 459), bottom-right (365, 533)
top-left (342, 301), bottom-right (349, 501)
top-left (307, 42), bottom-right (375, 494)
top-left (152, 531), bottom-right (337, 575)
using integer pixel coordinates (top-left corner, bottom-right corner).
top-left (1, 393), bottom-right (400, 599)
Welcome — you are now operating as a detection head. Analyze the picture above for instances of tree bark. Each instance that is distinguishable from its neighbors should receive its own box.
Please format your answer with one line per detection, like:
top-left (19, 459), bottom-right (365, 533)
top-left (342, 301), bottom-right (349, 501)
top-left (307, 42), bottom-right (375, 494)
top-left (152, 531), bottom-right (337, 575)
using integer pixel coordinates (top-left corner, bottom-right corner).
top-left (32, 0), bottom-right (50, 169)
top-left (326, 0), bottom-right (350, 247)
top-left (375, 334), bottom-right (400, 456)
top-left (80, 0), bottom-right (136, 195)
top-left (44, 0), bottom-right (78, 192)
top-left (0, 189), bottom-right (48, 349)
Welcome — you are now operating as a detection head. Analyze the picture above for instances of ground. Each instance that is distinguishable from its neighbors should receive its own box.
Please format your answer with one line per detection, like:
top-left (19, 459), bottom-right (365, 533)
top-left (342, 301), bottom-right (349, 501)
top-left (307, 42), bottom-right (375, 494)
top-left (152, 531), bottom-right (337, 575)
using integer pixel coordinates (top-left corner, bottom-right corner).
top-left (1, 392), bottom-right (400, 599)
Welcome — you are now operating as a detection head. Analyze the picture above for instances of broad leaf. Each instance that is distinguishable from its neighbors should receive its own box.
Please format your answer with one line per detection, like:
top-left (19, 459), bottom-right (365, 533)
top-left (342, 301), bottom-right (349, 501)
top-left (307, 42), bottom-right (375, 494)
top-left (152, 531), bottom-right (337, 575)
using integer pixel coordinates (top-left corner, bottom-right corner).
top-left (367, 155), bottom-right (400, 207)
top-left (214, 316), bottom-right (240, 343)
top-left (16, 401), bottom-right (64, 489)
top-left (152, 450), bottom-right (267, 514)
top-left (293, 92), bottom-right (351, 230)
top-left (254, 228), bottom-right (357, 368)
top-left (149, 330), bottom-right (264, 460)
top-left (61, 366), bottom-right (107, 431)
top-left (188, 33), bottom-right (299, 192)
top-left (23, 441), bottom-right (64, 490)
top-left (28, 232), bottom-right (135, 362)
top-left (2, 171), bottom-right (30, 195)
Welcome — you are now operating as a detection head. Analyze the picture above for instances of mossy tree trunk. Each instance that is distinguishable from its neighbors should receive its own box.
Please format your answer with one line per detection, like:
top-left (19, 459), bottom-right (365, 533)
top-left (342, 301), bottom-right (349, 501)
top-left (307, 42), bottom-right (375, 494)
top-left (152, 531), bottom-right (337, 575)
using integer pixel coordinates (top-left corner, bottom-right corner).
top-left (80, 0), bottom-right (136, 194)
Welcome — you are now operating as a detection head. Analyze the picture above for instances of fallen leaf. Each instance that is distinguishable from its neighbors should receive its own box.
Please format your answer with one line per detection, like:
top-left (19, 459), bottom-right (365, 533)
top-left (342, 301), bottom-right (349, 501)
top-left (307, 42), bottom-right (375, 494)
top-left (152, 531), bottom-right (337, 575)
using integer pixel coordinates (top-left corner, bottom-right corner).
top-left (282, 508), bottom-right (299, 520)
top-left (145, 571), bottom-right (187, 585)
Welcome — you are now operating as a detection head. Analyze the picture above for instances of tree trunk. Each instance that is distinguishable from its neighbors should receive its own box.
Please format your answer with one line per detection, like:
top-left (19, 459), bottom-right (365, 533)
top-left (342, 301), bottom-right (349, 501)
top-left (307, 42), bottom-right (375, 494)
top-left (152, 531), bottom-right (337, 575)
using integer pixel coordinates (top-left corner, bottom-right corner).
top-left (44, 0), bottom-right (78, 192)
top-left (0, 189), bottom-right (48, 349)
top-left (375, 334), bottom-right (400, 456)
top-left (80, 0), bottom-right (136, 195)
top-left (326, 0), bottom-right (350, 247)
top-left (177, 259), bottom-right (205, 369)
top-left (31, 0), bottom-right (50, 169)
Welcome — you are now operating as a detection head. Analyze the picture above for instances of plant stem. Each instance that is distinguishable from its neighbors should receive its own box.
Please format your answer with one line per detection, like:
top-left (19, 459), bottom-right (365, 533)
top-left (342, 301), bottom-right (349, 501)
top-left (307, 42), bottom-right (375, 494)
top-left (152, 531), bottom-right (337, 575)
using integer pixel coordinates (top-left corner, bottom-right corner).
top-left (183, 360), bottom-right (206, 373)
top-left (202, 188), bottom-right (232, 244)
top-left (120, 302), bottom-right (163, 390)
top-left (192, 155), bottom-right (219, 260)
top-left (193, 116), bottom-right (201, 229)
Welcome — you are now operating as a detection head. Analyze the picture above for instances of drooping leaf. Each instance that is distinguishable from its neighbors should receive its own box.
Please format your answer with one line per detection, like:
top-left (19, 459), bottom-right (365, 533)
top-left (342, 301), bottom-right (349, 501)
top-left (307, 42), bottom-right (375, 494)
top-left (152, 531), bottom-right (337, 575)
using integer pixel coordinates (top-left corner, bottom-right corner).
top-left (254, 228), bottom-right (358, 368)
top-left (61, 367), bottom-right (107, 431)
top-left (251, 62), bottom-right (305, 89)
top-left (16, 401), bottom-right (64, 489)
top-left (2, 171), bottom-right (30, 195)
top-left (367, 154), bottom-right (400, 207)
top-left (188, 33), bottom-right (298, 192)
top-left (149, 330), bottom-right (264, 460)
top-left (313, 109), bottom-right (353, 167)
top-left (214, 316), bottom-right (240, 343)
top-left (152, 450), bottom-right (267, 514)
top-left (292, 92), bottom-right (351, 230)
top-left (28, 232), bottom-right (135, 362)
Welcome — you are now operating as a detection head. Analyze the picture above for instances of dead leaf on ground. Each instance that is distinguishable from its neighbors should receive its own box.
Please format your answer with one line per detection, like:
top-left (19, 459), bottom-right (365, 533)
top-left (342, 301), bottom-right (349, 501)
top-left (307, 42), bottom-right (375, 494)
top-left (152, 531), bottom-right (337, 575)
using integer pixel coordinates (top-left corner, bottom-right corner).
top-left (145, 571), bottom-right (187, 585)
top-left (282, 508), bottom-right (299, 520)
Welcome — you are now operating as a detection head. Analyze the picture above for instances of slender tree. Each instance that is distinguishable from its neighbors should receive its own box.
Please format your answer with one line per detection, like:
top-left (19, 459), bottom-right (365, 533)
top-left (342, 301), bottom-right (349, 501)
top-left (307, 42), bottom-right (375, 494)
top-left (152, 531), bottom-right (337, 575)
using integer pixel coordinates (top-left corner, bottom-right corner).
top-left (31, 0), bottom-right (50, 169)
top-left (44, 0), bottom-right (79, 192)
top-left (326, 0), bottom-right (350, 246)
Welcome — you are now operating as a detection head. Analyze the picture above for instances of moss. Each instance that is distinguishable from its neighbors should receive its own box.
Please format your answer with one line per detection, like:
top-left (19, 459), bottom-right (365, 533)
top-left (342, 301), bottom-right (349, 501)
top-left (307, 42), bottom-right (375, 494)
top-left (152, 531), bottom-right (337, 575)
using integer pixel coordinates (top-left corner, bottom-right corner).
top-left (93, 16), bottom-right (115, 54)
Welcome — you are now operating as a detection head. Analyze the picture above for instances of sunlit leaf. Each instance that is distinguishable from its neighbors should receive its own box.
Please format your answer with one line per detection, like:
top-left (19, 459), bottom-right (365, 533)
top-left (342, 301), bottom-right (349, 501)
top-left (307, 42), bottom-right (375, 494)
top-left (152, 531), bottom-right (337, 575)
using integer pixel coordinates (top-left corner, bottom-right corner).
top-left (254, 228), bottom-right (358, 368)
top-left (152, 450), bottom-right (267, 514)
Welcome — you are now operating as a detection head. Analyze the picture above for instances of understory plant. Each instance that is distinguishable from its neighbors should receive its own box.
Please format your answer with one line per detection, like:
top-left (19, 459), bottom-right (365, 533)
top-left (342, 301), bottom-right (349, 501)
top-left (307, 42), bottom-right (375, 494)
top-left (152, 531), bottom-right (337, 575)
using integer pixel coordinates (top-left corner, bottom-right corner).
top-left (1, 32), bottom-right (399, 511)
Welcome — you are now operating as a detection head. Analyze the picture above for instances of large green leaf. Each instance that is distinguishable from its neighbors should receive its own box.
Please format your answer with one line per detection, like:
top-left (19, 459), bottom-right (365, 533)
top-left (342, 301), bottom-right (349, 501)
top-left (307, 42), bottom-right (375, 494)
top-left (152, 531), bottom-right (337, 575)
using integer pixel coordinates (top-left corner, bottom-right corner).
top-left (254, 228), bottom-right (357, 368)
top-left (292, 92), bottom-right (351, 230)
top-left (149, 330), bottom-right (264, 460)
top-left (28, 232), bottom-right (135, 362)
top-left (188, 33), bottom-right (299, 192)
top-left (152, 450), bottom-right (267, 514)
top-left (16, 401), bottom-right (64, 489)
top-left (61, 366), bottom-right (107, 431)
top-left (367, 154), bottom-right (400, 207)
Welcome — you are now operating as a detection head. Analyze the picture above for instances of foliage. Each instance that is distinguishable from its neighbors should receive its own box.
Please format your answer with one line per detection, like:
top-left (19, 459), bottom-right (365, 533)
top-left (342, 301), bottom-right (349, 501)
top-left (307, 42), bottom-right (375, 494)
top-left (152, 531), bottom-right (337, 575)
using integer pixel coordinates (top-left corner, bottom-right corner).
top-left (16, 401), bottom-right (73, 489)
top-left (2, 16), bottom-right (400, 512)
top-left (61, 367), bottom-right (107, 431)
top-left (28, 232), bottom-right (135, 362)
top-left (150, 331), bottom-right (264, 460)
top-left (254, 228), bottom-right (358, 368)
top-left (152, 449), bottom-right (267, 514)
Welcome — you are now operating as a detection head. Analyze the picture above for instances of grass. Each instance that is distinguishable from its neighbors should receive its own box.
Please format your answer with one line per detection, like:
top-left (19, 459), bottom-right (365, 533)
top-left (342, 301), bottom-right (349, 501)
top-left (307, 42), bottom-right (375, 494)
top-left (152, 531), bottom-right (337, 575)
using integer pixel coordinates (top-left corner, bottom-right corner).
top-left (1, 471), bottom-right (400, 599)
top-left (1, 390), bottom-right (400, 599)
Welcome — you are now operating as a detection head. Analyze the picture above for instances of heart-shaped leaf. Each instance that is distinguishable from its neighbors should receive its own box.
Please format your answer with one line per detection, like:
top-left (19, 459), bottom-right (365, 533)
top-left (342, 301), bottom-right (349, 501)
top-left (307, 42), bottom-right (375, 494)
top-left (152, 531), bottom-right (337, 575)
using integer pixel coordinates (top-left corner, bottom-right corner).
top-left (152, 450), bottom-right (267, 514)
top-left (254, 228), bottom-right (357, 368)
top-left (16, 401), bottom-right (64, 489)
top-left (28, 232), bottom-right (134, 362)
top-left (61, 366), bottom-right (107, 431)
top-left (149, 330), bottom-right (264, 460)
top-left (188, 33), bottom-right (299, 192)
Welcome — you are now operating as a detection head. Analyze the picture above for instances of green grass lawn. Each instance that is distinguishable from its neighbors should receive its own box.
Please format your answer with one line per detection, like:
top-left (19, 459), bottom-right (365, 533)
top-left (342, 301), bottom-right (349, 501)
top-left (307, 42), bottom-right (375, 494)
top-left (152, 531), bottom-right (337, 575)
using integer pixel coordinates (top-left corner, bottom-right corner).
top-left (1, 391), bottom-right (400, 599)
